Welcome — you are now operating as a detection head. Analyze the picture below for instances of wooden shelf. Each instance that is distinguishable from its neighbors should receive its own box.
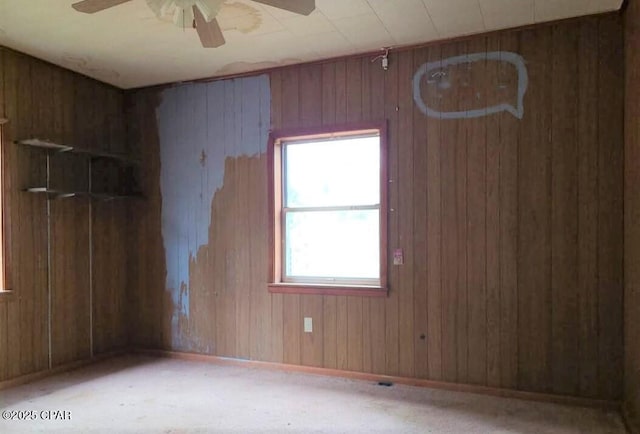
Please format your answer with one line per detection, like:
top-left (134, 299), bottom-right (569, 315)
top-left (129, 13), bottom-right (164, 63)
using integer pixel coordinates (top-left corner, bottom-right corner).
top-left (16, 138), bottom-right (140, 165)
top-left (25, 187), bottom-right (82, 199)
top-left (25, 187), bottom-right (143, 201)
top-left (17, 139), bottom-right (73, 152)
top-left (18, 137), bottom-right (142, 201)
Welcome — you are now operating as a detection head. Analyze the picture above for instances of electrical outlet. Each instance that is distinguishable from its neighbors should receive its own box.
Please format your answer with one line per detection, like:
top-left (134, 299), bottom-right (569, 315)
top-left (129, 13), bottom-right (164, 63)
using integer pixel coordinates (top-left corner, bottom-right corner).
top-left (304, 317), bottom-right (313, 333)
top-left (393, 248), bottom-right (404, 265)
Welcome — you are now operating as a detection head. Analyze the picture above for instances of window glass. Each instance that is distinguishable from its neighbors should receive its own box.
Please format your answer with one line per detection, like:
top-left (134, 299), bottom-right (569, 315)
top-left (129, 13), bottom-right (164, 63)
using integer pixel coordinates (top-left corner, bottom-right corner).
top-left (284, 135), bottom-right (380, 208)
top-left (281, 132), bottom-right (381, 285)
top-left (285, 209), bottom-right (380, 281)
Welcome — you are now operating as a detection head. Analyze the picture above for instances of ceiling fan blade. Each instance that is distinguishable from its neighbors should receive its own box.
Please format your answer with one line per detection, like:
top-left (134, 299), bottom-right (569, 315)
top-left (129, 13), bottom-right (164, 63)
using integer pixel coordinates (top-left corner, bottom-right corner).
top-left (72, 0), bottom-right (132, 14)
top-left (252, 0), bottom-right (315, 16)
top-left (193, 6), bottom-right (225, 48)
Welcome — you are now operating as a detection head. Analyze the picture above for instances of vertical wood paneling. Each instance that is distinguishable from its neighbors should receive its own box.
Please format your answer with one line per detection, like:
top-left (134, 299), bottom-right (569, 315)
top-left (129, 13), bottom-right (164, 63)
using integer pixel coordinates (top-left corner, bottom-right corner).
top-left (0, 42), bottom-right (8, 374)
top-left (625, 0), bottom-right (640, 429)
top-left (249, 77), bottom-right (271, 362)
top-left (439, 41), bottom-right (460, 384)
top-left (497, 33), bottom-right (520, 390)
top-left (424, 44), bottom-right (443, 381)
top-left (368, 59), bottom-right (387, 376)
top-left (124, 13), bottom-right (624, 404)
top-left (383, 50), bottom-right (400, 377)
top-left (454, 40), bottom-right (469, 385)
top-left (597, 16), bottom-right (624, 401)
top-left (92, 87), bottom-right (127, 353)
top-left (269, 70), bottom-right (284, 363)
top-left (235, 82), bottom-right (252, 360)
top-left (517, 26), bottom-right (553, 393)
top-left (129, 88), bottom-right (165, 349)
top-left (412, 46), bottom-right (429, 380)
top-left (485, 34), bottom-right (501, 388)
top-left (15, 53), bottom-right (38, 375)
top-left (397, 50), bottom-right (415, 379)
top-left (221, 81), bottom-right (238, 357)
top-left (23, 57), bottom-right (49, 371)
top-left (466, 36), bottom-right (488, 386)
top-left (134, 75), bottom-right (269, 358)
top-left (550, 22), bottom-right (580, 396)
top-left (50, 75), bottom-right (92, 366)
top-left (0, 48), bottom-right (3, 118)
top-left (576, 18), bottom-right (600, 400)
top-left (0, 48), bottom-right (127, 381)
top-left (0, 302), bottom-right (7, 380)
top-left (4, 49), bottom-right (23, 380)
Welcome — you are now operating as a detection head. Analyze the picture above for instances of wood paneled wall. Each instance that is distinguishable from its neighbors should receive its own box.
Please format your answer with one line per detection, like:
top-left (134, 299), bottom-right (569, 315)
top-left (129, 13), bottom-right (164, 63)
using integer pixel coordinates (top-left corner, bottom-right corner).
top-left (625, 1), bottom-right (640, 431)
top-left (128, 14), bottom-right (624, 401)
top-left (0, 48), bottom-right (129, 382)
top-left (127, 77), bottom-right (270, 353)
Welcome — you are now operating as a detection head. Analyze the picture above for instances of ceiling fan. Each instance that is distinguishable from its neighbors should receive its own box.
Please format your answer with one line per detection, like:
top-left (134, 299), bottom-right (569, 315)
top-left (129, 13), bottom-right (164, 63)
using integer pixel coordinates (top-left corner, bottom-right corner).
top-left (71, 0), bottom-right (316, 48)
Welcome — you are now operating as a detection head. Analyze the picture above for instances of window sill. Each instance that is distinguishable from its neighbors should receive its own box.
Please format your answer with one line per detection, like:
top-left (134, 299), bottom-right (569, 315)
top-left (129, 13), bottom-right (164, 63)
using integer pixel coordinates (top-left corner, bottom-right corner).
top-left (268, 283), bottom-right (388, 297)
top-left (0, 290), bottom-right (15, 302)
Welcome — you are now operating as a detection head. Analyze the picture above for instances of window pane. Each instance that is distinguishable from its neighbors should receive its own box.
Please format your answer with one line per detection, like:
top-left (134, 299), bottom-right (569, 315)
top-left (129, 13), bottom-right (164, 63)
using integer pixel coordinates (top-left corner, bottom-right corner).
top-left (285, 210), bottom-right (380, 280)
top-left (285, 135), bottom-right (380, 207)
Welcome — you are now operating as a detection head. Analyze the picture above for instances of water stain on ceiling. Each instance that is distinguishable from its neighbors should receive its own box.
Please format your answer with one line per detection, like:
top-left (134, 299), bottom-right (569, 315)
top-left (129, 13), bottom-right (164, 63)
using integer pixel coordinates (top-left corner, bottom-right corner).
top-left (0, 0), bottom-right (624, 89)
top-left (216, 2), bottom-right (262, 34)
top-left (61, 53), bottom-right (121, 81)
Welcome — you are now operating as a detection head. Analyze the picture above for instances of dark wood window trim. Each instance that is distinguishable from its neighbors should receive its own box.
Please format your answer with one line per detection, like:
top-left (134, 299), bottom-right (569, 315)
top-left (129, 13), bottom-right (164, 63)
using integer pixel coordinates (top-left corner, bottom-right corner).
top-left (268, 121), bottom-right (388, 297)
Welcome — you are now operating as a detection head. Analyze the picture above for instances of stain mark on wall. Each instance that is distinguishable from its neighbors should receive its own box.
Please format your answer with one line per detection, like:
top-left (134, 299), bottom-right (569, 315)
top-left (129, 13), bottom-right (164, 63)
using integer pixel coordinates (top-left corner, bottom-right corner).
top-left (413, 51), bottom-right (528, 119)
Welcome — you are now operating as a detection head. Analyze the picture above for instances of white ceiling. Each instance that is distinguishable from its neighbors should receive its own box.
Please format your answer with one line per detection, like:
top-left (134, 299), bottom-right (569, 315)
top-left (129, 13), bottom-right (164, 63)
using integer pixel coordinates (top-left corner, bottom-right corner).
top-left (0, 0), bottom-right (624, 89)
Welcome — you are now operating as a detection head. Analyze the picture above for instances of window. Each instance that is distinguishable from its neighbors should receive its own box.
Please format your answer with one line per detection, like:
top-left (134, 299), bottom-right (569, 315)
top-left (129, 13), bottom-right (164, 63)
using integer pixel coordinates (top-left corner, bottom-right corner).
top-left (268, 123), bottom-right (387, 297)
top-left (0, 118), bottom-right (11, 295)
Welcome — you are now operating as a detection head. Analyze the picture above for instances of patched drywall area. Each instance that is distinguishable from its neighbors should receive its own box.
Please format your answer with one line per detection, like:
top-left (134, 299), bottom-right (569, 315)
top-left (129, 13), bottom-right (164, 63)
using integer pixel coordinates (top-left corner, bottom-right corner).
top-left (154, 76), bottom-right (269, 350)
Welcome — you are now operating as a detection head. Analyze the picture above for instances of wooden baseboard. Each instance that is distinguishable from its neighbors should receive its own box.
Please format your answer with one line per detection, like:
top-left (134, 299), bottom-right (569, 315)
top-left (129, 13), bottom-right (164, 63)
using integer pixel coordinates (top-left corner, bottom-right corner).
top-left (0, 349), bottom-right (127, 391)
top-left (133, 348), bottom-right (620, 411)
top-left (1, 346), bottom-right (622, 413)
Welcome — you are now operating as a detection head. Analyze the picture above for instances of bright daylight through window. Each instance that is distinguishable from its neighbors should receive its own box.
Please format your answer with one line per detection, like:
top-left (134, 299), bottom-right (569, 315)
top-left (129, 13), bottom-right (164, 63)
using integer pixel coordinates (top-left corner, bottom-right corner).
top-left (270, 125), bottom-right (387, 295)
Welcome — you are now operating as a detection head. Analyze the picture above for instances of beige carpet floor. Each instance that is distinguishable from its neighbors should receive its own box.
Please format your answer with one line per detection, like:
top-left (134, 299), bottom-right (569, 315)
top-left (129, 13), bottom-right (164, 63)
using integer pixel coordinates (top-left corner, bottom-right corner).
top-left (0, 355), bottom-right (626, 433)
